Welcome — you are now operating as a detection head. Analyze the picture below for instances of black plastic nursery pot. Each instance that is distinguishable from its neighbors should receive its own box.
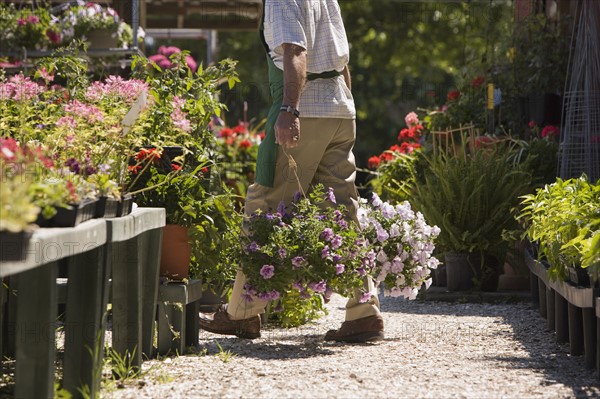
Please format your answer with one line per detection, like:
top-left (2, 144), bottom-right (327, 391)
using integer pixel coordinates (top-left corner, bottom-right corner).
top-left (0, 230), bottom-right (33, 262)
top-left (568, 265), bottom-right (591, 287)
top-left (38, 199), bottom-right (98, 228)
top-left (117, 194), bottom-right (133, 217)
top-left (444, 252), bottom-right (501, 292)
top-left (94, 196), bottom-right (120, 218)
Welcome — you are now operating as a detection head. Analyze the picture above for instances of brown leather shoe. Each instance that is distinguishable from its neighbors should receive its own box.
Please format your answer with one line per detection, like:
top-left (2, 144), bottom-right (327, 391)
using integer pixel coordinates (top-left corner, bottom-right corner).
top-left (199, 305), bottom-right (261, 339)
top-left (324, 315), bottom-right (384, 343)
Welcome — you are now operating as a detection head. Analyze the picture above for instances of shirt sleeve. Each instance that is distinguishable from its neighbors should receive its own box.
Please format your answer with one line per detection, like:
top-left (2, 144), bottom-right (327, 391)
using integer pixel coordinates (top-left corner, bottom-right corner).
top-left (265, 0), bottom-right (307, 55)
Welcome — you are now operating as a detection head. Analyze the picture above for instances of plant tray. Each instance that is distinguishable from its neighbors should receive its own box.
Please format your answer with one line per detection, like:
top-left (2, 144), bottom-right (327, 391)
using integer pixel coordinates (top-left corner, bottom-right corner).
top-left (50, 200), bottom-right (98, 228)
top-left (94, 196), bottom-right (119, 218)
top-left (0, 230), bottom-right (33, 262)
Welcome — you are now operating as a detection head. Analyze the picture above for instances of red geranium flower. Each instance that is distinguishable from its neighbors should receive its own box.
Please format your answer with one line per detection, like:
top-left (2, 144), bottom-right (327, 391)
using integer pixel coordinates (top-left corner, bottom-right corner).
top-left (135, 148), bottom-right (161, 161)
top-left (447, 90), bottom-right (460, 101)
top-left (367, 156), bottom-right (381, 169)
top-left (128, 165), bottom-right (142, 174)
top-left (389, 144), bottom-right (402, 153)
top-left (233, 124), bottom-right (247, 135)
top-left (472, 76), bottom-right (485, 88)
top-left (541, 125), bottom-right (560, 139)
top-left (219, 127), bottom-right (234, 138)
top-left (239, 139), bottom-right (252, 149)
top-left (398, 128), bottom-right (409, 141)
top-left (171, 163), bottom-right (182, 171)
top-left (380, 151), bottom-right (394, 162)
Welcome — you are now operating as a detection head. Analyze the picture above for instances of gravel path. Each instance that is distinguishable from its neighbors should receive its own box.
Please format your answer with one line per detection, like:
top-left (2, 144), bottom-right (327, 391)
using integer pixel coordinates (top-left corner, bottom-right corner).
top-left (109, 294), bottom-right (600, 399)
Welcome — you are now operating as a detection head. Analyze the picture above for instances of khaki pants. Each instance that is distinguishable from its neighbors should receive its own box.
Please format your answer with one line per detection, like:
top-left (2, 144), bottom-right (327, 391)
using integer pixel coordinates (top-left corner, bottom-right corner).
top-left (227, 118), bottom-right (380, 321)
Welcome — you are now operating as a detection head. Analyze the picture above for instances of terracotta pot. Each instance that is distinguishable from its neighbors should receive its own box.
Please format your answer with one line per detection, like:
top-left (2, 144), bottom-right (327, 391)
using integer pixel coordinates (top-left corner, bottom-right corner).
top-left (160, 224), bottom-right (191, 280)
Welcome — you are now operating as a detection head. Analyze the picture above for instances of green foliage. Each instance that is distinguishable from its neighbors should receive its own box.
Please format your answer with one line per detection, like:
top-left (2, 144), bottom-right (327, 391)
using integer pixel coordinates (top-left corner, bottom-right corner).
top-left (511, 13), bottom-right (571, 96)
top-left (512, 136), bottom-right (560, 188)
top-left (131, 53), bottom-right (238, 150)
top-left (214, 341), bottom-right (237, 363)
top-left (339, 0), bottom-right (512, 163)
top-left (188, 190), bottom-right (240, 296)
top-left (412, 141), bottom-right (531, 260)
top-left (54, 382), bottom-right (73, 399)
top-left (105, 347), bottom-right (143, 381)
top-left (519, 176), bottom-right (600, 281)
top-left (369, 151), bottom-right (422, 203)
top-left (0, 4), bottom-right (54, 50)
top-left (128, 150), bottom-right (211, 226)
top-left (129, 52), bottom-right (240, 226)
top-left (266, 289), bottom-right (326, 328)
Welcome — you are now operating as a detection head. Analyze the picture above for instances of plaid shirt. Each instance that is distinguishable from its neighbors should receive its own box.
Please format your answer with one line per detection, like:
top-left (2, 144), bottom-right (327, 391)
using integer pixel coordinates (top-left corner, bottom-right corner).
top-left (264, 0), bottom-right (355, 119)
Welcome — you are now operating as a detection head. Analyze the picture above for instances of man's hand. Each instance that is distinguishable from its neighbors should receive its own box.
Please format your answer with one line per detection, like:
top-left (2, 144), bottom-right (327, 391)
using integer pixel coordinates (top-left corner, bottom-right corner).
top-left (276, 43), bottom-right (306, 149)
top-left (275, 112), bottom-right (300, 148)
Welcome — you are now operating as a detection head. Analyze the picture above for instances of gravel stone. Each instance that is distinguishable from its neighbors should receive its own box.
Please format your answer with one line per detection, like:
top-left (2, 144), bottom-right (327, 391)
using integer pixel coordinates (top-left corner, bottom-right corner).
top-left (110, 294), bottom-right (600, 399)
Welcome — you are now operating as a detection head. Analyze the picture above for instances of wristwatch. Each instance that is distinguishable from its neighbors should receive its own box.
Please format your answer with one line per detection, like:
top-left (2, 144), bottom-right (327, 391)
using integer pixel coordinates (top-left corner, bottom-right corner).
top-left (280, 104), bottom-right (300, 118)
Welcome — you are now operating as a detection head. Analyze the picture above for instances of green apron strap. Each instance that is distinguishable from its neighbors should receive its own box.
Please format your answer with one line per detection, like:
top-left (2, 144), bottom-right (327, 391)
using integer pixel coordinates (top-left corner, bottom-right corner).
top-left (255, 1), bottom-right (283, 188)
top-left (255, 1), bottom-right (341, 187)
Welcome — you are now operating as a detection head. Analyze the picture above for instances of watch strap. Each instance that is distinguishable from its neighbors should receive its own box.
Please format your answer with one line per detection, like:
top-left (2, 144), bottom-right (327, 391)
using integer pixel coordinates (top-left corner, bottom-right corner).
top-left (280, 104), bottom-right (300, 118)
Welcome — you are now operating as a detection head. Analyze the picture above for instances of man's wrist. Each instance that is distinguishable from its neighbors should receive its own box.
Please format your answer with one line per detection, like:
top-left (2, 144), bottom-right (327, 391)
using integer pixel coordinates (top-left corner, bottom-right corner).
top-left (280, 104), bottom-right (300, 118)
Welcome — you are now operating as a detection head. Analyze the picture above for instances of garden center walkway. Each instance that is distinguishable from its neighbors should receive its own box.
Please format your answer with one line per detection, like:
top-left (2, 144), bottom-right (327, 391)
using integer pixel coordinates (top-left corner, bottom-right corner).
top-left (112, 293), bottom-right (600, 399)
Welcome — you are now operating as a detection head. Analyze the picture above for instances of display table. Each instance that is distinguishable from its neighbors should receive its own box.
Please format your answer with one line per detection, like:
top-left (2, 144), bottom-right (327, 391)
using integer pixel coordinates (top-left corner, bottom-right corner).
top-left (0, 208), bottom-right (165, 399)
top-left (527, 254), bottom-right (599, 375)
top-left (106, 208), bottom-right (165, 367)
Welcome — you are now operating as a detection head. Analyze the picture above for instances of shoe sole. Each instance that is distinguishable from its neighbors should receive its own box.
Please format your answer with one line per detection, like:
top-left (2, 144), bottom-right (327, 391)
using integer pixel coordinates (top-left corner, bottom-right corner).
top-left (324, 330), bottom-right (384, 343)
top-left (199, 322), bottom-right (261, 339)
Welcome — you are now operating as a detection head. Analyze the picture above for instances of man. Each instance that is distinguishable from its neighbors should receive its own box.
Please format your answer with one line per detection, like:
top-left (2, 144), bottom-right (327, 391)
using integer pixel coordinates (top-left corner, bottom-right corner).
top-left (199, 0), bottom-right (384, 343)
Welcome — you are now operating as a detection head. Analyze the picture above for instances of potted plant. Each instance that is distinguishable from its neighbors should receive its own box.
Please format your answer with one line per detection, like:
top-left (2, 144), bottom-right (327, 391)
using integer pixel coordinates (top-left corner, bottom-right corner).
top-left (411, 140), bottom-right (532, 291)
top-left (57, 1), bottom-right (123, 49)
top-left (0, 142), bottom-right (41, 261)
top-left (126, 51), bottom-right (239, 281)
top-left (188, 190), bottom-right (240, 306)
top-left (0, 3), bottom-right (59, 52)
top-left (518, 176), bottom-right (599, 286)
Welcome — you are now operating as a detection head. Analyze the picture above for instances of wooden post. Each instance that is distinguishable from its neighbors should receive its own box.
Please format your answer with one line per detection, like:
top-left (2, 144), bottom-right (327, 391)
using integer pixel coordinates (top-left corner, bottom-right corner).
top-left (546, 286), bottom-right (555, 331)
top-left (582, 308), bottom-right (596, 369)
top-left (597, 316), bottom-right (600, 379)
top-left (140, 228), bottom-right (162, 358)
top-left (63, 245), bottom-right (109, 399)
top-left (14, 262), bottom-right (58, 399)
top-left (0, 280), bottom-right (5, 378)
top-left (538, 278), bottom-right (547, 318)
top-left (530, 271), bottom-right (539, 307)
top-left (111, 238), bottom-right (143, 369)
top-left (555, 292), bottom-right (569, 344)
top-left (5, 277), bottom-right (17, 358)
top-left (568, 303), bottom-right (584, 355)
